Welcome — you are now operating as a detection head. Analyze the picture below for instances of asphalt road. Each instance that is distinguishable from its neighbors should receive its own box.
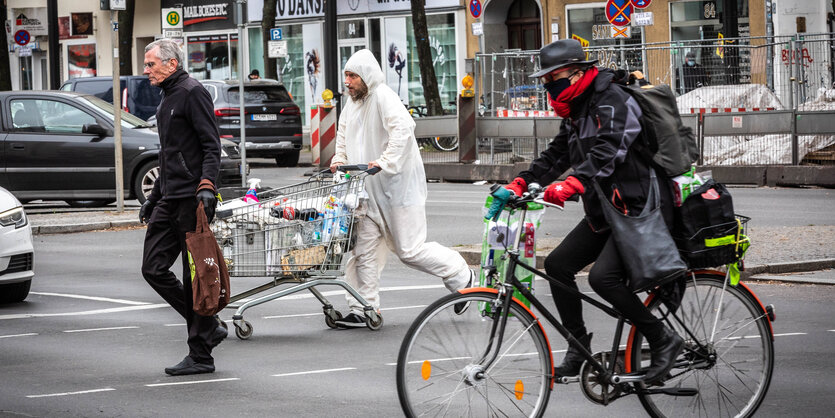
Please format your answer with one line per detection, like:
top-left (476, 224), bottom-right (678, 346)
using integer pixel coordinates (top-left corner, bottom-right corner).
top-left (2, 162), bottom-right (835, 417)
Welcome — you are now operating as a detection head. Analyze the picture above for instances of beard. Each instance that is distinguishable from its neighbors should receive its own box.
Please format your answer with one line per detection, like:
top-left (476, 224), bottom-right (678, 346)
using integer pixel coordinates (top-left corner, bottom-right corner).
top-left (348, 79), bottom-right (369, 101)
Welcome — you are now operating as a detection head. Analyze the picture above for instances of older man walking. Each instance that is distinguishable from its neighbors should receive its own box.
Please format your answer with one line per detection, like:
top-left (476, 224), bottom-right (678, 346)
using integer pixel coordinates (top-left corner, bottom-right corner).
top-left (139, 38), bottom-right (226, 375)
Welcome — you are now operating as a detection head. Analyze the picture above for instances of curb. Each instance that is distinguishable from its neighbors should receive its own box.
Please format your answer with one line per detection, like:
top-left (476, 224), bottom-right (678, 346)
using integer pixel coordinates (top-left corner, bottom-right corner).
top-left (32, 220), bottom-right (144, 235)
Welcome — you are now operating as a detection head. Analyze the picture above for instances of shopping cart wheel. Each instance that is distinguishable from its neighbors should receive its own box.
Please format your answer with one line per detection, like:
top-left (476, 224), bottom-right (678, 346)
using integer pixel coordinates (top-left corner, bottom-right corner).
top-left (324, 310), bottom-right (343, 329)
top-left (365, 312), bottom-right (383, 331)
top-left (235, 320), bottom-right (253, 340)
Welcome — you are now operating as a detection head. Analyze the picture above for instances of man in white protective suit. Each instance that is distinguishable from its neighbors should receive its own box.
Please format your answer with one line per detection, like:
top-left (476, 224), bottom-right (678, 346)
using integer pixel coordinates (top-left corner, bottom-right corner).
top-left (330, 49), bottom-right (475, 328)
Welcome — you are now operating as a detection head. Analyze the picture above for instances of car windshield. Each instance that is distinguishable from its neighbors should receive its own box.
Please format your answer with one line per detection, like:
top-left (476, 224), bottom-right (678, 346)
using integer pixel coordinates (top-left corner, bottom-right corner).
top-left (227, 86), bottom-right (292, 103)
top-left (79, 95), bottom-right (152, 128)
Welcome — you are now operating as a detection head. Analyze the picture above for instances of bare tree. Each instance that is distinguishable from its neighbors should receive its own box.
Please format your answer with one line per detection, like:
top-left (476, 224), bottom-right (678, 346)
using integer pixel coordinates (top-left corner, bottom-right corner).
top-left (261, 0), bottom-right (278, 79)
top-left (410, 0), bottom-right (444, 116)
top-left (0, 1), bottom-right (12, 90)
top-left (118, 0), bottom-right (135, 75)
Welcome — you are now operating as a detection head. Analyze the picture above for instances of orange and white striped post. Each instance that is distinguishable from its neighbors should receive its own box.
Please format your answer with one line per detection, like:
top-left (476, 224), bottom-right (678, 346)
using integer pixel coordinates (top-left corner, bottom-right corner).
top-left (317, 106), bottom-right (337, 169)
top-left (310, 106), bottom-right (320, 166)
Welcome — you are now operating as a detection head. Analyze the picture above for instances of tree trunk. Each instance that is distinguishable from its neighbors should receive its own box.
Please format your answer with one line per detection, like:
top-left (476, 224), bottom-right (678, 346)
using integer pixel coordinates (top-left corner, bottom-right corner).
top-left (118, 0), bottom-right (136, 75)
top-left (261, 0), bottom-right (278, 79)
top-left (0, 2), bottom-right (13, 90)
top-left (410, 0), bottom-right (444, 116)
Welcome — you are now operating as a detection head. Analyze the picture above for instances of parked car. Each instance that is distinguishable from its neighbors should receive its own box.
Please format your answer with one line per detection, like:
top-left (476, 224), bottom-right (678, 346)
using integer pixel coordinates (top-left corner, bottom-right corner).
top-left (60, 75), bottom-right (162, 121)
top-left (0, 91), bottom-right (242, 206)
top-left (0, 186), bottom-right (34, 304)
top-left (201, 79), bottom-right (303, 167)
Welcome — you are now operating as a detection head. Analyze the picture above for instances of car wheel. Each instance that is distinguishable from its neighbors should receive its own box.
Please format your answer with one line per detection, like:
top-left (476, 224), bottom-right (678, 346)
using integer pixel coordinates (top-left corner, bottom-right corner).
top-left (65, 200), bottom-right (116, 208)
top-left (134, 161), bottom-right (160, 204)
top-left (0, 279), bottom-right (31, 303)
top-left (275, 150), bottom-right (301, 167)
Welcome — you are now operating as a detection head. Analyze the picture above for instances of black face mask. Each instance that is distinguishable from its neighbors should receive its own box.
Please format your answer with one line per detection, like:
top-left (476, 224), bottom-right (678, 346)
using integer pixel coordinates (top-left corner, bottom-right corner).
top-left (543, 71), bottom-right (580, 99)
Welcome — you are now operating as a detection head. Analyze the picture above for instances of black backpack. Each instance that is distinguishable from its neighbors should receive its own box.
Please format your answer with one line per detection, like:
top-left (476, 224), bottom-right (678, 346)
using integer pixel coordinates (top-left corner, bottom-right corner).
top-left (673, 179), bottom-right (742, 268)
top-left (617, 83), bottom-right (700, 177)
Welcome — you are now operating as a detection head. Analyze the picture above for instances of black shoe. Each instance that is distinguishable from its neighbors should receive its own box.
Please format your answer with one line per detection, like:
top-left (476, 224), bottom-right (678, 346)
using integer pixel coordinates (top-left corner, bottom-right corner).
top-left (164, 356), bottom-right (215, 376)
top-left (643, 327), bottom-right (684, 385)
top-left (334, 313), bottom-right (367, 329)
top-left (554, 333), bottom-right (593, 377)
top-left (454, 269), bottom-right (476, 315)
top-left (209, 323), bottom-right (228, 349)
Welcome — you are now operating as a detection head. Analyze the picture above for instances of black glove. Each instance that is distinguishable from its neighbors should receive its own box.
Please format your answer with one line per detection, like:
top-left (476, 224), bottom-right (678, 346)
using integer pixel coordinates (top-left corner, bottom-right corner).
top-left (196, 189), bottom-right (217, 223)
top-left (139, 200), bottom-right (155, 224)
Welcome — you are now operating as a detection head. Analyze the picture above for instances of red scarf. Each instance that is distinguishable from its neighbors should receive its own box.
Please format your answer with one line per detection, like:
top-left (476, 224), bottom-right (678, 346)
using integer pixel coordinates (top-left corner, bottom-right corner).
top-left (549, 66), bottom-right (599, 118)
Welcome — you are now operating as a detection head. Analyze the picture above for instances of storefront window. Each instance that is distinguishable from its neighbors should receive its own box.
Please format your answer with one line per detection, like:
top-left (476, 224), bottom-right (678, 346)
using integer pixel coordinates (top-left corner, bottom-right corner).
top-left (187, 34), bottom-right (237, 81)
top-left (566, 6), bottom-right (643, 48)
top-left (67, 44), bottom-right (96, 78)
top-left (405, 13), bottom-right (457, 113)
top-left (248, 27), bottom-right (263, 79)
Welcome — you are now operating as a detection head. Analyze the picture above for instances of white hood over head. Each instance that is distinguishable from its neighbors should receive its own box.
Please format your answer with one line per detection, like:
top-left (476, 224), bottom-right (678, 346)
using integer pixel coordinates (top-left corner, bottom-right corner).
top-left (343, 49), bottom-right (385, 92)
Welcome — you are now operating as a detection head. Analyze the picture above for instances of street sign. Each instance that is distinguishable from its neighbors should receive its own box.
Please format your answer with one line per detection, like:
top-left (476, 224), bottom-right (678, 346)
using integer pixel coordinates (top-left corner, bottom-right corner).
top-left (606, 0), bottom-right (633, 27)
top-left (110, 0), bottom-right (127, 10)
top-left (163, 29), bottom-right (183, 38)
top-left (18, 46), bottom-right (31, 57)
top-left (469, 0), bottom-right (482, 19)
top-left (270, 28), bottom-right (283, 41)
top-left (161, 8), bottom-right (183, 29)
top-left (14, 29), bottom-right (30, 46)
top-left (632, 0), bottom-right (652, 8)
top-left (471, 22), bottom-right (483, 36)
top-left (611, 25), bottom-right (631, 39)
top-left (268, 40), bottom-right (287, 58)
top-left (631, 12), bottom-right (654, 27)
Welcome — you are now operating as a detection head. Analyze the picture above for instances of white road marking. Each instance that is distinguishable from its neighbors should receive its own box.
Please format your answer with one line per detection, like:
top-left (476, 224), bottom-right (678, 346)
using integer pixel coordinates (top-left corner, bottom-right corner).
top-left (272, 367), bottom-right (356, 377)
top-left (164, 323), bottom-right (186, 327)
top-left (0, 333), bottom-right (38, 339)
top-left (30, 292), bottom-right (150, 306)
top-left (0, 303), bottom-right (168, 321)
top-left (382, 305), bottom-right (427, 311)
top-left (773, 332), bottom-right (807, 337)
top-left (145, 378), bottom-right (240, 387)
top-left (263, 312), bottom-right (320, 319)
top-left (63, 326), bottom-right (139, 333)
top-left (256, 284), bottom-right (446, 303)
top-left (27, 388), bottom-right (115, 398)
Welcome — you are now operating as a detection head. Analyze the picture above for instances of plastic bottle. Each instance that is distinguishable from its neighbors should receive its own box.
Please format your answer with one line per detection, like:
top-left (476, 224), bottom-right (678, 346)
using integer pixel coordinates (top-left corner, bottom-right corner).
top-left (243, 178), bottom-right (261, 204)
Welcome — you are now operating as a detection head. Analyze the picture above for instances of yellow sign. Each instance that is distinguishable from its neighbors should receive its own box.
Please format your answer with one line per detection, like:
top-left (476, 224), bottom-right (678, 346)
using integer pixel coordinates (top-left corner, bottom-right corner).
top-left (571, 34), bottom-right (590, 60)
top-left (166, 11), bottom-right (180, 26)
top-left (716, 33), bottom-right (724, 59)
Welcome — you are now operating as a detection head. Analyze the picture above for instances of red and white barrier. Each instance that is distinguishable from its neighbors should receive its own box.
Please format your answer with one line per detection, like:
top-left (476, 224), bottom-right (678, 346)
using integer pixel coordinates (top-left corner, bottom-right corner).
top-left (495, 109), bottom-right (557, 117)
top-left (316, 105), bottom-right (337, 169)
top-left (689, 107), bottom-right (777, 114)
top-left (310, 106), bottom-right (320, 166)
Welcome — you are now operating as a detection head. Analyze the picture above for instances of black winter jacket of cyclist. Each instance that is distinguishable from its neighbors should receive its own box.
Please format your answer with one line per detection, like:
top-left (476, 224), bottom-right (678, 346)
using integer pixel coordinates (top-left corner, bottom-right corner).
top-left (518, 68), bottom-right (675, 232)
top-left (147, 69), bottom-right (221, 202)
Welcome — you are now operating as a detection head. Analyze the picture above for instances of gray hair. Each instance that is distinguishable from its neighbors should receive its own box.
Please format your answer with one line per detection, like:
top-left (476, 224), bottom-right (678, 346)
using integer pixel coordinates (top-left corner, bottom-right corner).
top-left (145, 39), bottom-right (184, 70)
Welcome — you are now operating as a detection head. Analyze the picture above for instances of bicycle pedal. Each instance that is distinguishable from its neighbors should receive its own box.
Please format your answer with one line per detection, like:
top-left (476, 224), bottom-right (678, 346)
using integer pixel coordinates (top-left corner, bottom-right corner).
top-left (556, 376), bottom-right (580, 384)
top-left (644, 387), bottom-right (698, 397)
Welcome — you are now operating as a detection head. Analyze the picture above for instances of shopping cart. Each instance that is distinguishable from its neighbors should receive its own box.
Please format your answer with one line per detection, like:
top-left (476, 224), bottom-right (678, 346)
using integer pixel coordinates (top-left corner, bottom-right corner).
top-left (211, 165), bottom-right (382, 339)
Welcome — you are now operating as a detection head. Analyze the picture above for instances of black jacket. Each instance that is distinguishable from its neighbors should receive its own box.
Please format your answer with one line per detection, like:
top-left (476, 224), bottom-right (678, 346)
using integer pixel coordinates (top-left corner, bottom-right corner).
top-left (148, 70), bottom-right (221, 202)
top-left (519, 68), bottom-right (674, 232)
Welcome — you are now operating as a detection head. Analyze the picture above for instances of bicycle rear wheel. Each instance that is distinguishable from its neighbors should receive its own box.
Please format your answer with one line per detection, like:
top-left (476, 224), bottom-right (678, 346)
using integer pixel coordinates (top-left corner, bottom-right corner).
top-left (627, 272), bottom-right (774, 418)
top-left (431, 136), bottom-right (459, 152)
top-left (396, 290), bottom-right (553, 418)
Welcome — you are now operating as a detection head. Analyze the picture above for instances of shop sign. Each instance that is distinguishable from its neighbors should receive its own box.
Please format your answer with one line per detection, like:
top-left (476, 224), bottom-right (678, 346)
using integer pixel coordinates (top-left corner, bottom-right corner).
top-left (12, 8), bottom-right (48, 36)
top-left (571, 34), bottom-right (590, 48)
top-left (605, 0), bottom-right (633, 27)
top-left (471, 22), bottom-right (483, 36)
top-left (248, 0), bottom-right (460, 20)
top-left (183, 2), bottom-right (231, 26)
top-left (631, 12), bottom-right (653, 27)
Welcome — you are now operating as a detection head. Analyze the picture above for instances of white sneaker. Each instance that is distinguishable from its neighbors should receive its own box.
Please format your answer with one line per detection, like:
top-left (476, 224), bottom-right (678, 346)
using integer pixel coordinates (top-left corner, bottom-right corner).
top-left (454, 269), bottom-right (475, 315)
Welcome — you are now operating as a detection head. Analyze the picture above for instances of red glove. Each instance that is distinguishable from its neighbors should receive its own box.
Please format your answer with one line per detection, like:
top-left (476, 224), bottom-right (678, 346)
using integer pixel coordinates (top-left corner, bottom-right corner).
top-left (544, 176), bottom-right (585, 207)
top-left (505, 177), bottom-right (527, 196)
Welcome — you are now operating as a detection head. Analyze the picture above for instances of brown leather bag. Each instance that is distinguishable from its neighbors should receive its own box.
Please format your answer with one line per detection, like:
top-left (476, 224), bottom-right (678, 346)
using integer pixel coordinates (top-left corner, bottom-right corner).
top-left (186, 201), bottom-right (230, 316)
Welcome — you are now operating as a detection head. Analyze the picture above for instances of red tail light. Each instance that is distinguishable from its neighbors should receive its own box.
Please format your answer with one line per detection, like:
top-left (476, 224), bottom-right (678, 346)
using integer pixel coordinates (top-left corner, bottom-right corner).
top-left (220, 135), bottom-right (233, 138)
top-left (280, 106), bottom-right (300, 116)
top-left (215, 107), bottom-right (241, 117)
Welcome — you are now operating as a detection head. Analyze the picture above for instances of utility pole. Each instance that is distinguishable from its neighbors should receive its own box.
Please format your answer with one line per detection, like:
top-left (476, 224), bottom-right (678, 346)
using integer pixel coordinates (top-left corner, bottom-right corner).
top-left (47, 0), bottom-right (60, 89)
top-left (237, 0), bottom-right (247, 187)
top-left (323, 0), bottom-right (338, 115)
top-left (108, 0), bottom-right (127, 212)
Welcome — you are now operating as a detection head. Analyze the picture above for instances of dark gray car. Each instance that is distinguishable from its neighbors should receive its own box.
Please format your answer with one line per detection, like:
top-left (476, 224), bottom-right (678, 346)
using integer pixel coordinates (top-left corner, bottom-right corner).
top-left (0, 91), bottom-right (241, 206)
top-left (201, 79), bottom-right (303, 167)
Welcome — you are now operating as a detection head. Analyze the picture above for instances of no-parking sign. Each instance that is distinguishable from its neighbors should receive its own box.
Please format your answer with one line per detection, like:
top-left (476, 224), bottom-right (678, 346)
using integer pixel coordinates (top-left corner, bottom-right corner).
top-left (14, 29), bottom-right (30, 46)
top-left (606, 0), bottom-right (633, 27)
top-left (469, 0), bottom-right (482, 19)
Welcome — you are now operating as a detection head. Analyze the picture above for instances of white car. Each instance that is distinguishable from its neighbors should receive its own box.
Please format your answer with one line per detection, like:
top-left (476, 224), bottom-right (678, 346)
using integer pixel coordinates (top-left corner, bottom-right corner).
top-left (0, 186), bottom-right (34, 303)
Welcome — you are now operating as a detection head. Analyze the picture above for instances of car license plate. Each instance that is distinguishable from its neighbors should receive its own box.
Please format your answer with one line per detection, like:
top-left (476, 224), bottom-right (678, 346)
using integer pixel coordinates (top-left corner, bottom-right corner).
top-left (251, 114), bottom-right (277, 121)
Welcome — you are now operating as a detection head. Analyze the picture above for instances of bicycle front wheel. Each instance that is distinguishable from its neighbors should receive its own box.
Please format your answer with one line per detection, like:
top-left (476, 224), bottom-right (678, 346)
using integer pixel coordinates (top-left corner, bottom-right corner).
top-left (396, 290), bottom-right (553, 418)
top-left (431, 136), bottom-right (459, 152)
top-left (627, 272), bottom-right (774, 418)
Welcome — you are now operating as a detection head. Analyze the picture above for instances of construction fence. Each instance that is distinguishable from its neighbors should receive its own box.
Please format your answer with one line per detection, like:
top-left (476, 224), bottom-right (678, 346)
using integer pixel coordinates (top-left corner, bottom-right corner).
top-left (416, 33), bottom-right (835, 166)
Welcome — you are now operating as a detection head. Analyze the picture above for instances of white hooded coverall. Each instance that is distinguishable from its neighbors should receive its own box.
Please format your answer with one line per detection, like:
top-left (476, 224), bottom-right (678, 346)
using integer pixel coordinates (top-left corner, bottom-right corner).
top-left (332, 49), bottom-right (470, 314)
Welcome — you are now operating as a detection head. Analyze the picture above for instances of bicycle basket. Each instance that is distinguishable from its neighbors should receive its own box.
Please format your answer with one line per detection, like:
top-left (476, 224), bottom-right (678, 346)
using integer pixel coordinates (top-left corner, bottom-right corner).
top-left (675, 214), bottom-right (750, 269)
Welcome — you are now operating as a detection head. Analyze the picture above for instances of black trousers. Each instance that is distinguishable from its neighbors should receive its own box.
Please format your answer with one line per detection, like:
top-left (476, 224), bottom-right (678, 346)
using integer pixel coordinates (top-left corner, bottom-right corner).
top-left (141, 198), bottom-right (217, 364)
top-left (543, 219), bottom-right (666, 344)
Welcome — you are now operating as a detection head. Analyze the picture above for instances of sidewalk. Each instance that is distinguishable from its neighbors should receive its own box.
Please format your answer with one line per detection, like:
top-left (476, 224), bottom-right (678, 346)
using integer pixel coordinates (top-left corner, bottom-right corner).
top-left (27, 208), bottom-right (835, 285)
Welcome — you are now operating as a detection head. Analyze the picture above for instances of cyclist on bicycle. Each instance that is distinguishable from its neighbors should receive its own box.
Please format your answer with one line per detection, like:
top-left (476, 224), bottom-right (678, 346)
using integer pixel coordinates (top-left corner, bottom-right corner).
top-left (504, 39), bottom-right (683, 385)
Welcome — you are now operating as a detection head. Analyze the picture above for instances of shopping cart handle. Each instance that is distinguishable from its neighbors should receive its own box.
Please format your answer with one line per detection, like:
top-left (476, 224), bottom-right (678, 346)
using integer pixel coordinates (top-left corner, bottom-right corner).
top-left (335, 164), bottom-right (382, 175)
